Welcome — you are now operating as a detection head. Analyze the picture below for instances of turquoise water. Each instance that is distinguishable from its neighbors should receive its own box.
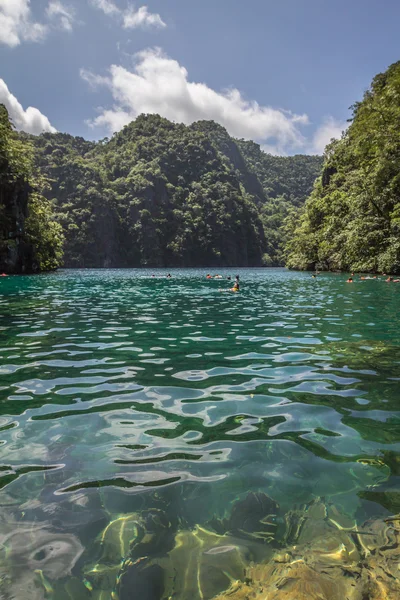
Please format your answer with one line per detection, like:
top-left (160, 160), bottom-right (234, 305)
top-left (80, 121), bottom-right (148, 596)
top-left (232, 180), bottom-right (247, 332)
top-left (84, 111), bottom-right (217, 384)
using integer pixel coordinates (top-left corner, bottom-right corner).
top-left (0, 268), bottom-right (399, 598)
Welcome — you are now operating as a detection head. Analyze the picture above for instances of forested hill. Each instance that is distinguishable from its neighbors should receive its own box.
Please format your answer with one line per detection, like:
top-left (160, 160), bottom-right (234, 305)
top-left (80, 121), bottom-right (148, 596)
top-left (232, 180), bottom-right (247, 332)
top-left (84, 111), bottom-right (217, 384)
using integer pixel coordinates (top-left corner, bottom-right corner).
top-left (0, 105), bottom-right (63, 274)
top-left (236, 140), bottom-right (322, 265)
top-left (28, 115), bottom-right (322, 268)
top-left (286, 61), bottom-right (400, 274)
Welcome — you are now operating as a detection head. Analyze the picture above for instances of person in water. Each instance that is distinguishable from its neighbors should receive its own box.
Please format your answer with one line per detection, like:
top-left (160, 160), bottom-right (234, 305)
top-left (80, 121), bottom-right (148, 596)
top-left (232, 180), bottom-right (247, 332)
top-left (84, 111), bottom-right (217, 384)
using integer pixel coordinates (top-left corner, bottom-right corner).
top-left (166, 273), bottom-right (172, 278)
top-left (231, 275), bottom-right (240, 291)
top-left (346, 277), bottom-right (353, 283)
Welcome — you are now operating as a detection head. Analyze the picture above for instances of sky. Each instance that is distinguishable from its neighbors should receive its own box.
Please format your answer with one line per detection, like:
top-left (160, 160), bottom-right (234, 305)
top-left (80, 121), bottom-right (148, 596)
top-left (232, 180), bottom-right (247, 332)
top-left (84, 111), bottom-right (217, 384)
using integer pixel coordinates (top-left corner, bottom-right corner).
top-left (1, 0), bottom-right (400, 155)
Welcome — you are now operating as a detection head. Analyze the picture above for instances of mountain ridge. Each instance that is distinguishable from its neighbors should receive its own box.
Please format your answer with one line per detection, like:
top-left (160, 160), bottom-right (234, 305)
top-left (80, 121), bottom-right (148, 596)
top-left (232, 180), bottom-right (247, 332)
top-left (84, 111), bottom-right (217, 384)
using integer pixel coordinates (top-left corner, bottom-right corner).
top-left (27, 115), bottom-right (322, 268)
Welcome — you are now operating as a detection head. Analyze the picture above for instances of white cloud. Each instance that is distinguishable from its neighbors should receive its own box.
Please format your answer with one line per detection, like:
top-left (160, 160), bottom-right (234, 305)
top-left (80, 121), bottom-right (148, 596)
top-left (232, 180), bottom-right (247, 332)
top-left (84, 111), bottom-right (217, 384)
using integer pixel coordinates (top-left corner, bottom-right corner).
top-left (90, 1), bottom-right (166, 30)
top-left (81, 48), bottom-right (309, 153)
top-left (0, 0), bottom-right (48, 47)
top-left (312, 116), bottom-right (346, 154)
top-left (80, 68), bottom-right (110, 89)
top-left (0, 78), bottom-right (56, 134)
top-left (90, 0), bottom-right (120, 16)
top-left (123, 5), bottom-right (166, 30)
top-left (46, 1), bottom-right (75, 32)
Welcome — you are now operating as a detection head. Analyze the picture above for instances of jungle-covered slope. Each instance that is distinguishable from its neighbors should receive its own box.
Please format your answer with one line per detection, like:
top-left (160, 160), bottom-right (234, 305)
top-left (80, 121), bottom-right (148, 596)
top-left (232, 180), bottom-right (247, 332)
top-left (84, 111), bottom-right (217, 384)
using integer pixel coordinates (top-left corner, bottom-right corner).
top-left (286, 61), bottom-right (400, 274)
top-left (0, 105), bottom-right (63, 274)
top-left (29, 116), bottom-right (322, 268)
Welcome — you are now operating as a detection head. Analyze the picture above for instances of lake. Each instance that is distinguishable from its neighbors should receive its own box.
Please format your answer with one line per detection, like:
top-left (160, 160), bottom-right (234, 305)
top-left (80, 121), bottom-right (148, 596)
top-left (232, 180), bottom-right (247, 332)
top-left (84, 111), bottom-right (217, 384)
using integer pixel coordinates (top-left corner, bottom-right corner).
top-left (0, 268), bottom-right (399, 598)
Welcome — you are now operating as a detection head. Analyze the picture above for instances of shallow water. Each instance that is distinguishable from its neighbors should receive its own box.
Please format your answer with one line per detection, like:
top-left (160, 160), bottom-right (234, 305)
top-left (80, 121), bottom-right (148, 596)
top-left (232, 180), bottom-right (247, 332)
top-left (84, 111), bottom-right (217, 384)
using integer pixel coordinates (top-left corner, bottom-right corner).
top-left (0, 268), bottom-right (399, 598)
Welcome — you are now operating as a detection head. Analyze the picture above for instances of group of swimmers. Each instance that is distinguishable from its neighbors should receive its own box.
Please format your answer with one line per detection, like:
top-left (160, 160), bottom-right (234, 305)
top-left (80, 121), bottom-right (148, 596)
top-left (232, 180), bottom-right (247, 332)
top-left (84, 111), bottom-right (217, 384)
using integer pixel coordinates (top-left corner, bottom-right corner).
top-left (346, 275), bottom-right (400, 283)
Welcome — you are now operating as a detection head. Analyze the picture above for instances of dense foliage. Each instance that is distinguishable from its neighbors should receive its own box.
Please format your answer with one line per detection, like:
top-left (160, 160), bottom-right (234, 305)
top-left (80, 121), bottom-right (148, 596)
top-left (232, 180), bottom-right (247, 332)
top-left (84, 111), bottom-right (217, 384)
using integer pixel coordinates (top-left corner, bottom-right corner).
top-left (30, 116), bottom-right (321, 268)
top-left (286, 61), bottom-right (400, 274)
top-left (0, 105), bottom-right (63, 273)
top-left (236, 140), bottom-right (322, 265)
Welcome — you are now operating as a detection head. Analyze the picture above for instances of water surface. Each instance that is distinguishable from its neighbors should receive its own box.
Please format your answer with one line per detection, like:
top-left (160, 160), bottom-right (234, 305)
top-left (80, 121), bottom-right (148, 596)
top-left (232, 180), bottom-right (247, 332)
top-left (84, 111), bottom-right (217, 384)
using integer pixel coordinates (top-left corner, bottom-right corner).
top-left (0, 268), bottom-right (399, 598)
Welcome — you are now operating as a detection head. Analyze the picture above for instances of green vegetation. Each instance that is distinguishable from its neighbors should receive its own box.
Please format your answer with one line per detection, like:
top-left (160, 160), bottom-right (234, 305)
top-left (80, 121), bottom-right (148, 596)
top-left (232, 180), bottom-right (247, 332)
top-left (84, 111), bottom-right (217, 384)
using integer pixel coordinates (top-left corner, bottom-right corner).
top-left (286, 61), bottom-right (400, 274)
top-left (30, 116), bottom-right (321, 268)
top-left (0, 105), bottom-right (63, 273)
top-left (9, 62), bottom-right (400, 273)
top-left (236, 140), bottom-right (322, 265)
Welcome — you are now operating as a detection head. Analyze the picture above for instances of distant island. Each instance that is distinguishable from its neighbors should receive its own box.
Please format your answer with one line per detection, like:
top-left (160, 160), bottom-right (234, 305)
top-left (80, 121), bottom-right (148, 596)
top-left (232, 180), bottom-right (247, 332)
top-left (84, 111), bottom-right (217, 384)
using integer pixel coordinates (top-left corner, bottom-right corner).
top-left (1, 61), bottom-right (400, 274)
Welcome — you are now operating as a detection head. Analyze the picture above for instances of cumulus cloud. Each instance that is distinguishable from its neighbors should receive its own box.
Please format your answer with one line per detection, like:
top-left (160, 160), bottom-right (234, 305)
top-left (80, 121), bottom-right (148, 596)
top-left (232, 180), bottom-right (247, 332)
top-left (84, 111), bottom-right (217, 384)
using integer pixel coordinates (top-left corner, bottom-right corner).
top-left (123, 5), bottom-right (166, 29)
top-left (90, 1), bottom-right (166, 30)
top-left (0, 78), bottom-right (56, 134)
top-left (90, 0), bottom-right (120, 16)
top-left (46, 1), bottom-right (75, 32)
top-left (81, 48), bottom-right (309, 153)
top-left (0, 0), bottom-right (48, 47)
top-left (312, 116), bottom-right (347, 154)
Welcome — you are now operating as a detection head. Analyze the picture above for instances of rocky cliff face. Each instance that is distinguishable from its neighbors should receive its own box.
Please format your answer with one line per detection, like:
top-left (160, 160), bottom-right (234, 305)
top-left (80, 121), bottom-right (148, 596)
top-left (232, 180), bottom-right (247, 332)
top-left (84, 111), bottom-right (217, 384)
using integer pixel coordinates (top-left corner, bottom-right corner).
top-left (0, 179), bottom-right (37, 274)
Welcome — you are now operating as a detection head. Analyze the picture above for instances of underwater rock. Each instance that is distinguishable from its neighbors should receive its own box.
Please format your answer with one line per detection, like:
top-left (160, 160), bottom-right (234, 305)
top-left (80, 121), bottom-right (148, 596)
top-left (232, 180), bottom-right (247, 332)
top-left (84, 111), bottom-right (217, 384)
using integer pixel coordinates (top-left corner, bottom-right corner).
top-left (81, 500), bottom-right (400, 599)
top-left (83, 513), bottom-right (143, 594)
top-left (115, 525), bottom-right (273, 600)
top-left (359, 488), bottom-right (400, 513)
top-left (211, 507), bottom-right (400, 600)
top-left (0, 524), bottom-right (83, 580)
top-left (0, 521), bottom-right (84, 599)
top-left (209, 492), bottom-right (280, 545)
top-left (212, 559), bottom-right (362, 600)
top-left (116, 559), bottom-right (165, 600)
top-left (83, 508), bottom-right (177, 598)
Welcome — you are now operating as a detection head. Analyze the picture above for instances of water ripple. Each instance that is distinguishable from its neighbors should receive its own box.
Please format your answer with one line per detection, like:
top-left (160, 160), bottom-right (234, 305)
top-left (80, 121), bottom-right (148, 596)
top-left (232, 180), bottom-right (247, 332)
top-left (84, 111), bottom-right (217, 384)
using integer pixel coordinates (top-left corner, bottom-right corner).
top-left (0, 268), bottom-right (399, 536)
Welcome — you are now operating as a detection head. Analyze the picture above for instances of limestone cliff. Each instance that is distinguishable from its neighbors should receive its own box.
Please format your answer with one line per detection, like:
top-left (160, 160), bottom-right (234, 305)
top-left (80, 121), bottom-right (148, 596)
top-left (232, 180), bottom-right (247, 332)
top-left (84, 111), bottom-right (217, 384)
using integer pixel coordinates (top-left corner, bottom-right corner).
top-left (0, 104), bottom-right (63, 274)
top-left (0, 177), bottom-right (38, 273)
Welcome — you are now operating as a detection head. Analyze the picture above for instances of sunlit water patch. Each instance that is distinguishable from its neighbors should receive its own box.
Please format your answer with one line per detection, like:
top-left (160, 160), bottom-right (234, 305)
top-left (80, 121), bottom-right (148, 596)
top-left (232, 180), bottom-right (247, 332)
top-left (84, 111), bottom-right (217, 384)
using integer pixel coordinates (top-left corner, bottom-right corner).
top-left (0, 268), bottom-right (399, 598)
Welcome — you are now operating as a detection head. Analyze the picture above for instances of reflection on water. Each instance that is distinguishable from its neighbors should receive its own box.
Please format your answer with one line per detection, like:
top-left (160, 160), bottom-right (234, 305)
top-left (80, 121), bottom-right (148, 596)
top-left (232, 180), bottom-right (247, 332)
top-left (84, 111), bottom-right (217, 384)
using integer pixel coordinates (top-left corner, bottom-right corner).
top-left (0, 268), bottom-right (399, 598)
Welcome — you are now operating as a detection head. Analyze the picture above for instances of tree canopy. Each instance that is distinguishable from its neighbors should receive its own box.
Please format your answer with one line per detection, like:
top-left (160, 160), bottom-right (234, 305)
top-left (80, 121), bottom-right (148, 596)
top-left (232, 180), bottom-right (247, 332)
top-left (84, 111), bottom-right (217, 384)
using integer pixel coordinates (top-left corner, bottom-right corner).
top-left (0, 105), bottom-right (63, 273)
top-left (286, 61), bottom-right (400, 274)
top-left (29, 115), bottom-right (321, 268)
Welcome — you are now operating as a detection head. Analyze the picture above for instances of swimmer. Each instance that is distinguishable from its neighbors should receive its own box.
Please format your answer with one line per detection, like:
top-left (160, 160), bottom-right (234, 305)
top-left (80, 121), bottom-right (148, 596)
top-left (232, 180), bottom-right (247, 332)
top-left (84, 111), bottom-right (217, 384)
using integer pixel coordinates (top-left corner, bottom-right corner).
top-left (166, 273), bottom-right (172, 278)
top-left (219, 279), bottom-right (240, 293)
top-left (206, 274), bottom-right (212, 279)
top-left (346, 277), bottom-right (353, 283)
top-left (386, 277), bottom-right (393, 282)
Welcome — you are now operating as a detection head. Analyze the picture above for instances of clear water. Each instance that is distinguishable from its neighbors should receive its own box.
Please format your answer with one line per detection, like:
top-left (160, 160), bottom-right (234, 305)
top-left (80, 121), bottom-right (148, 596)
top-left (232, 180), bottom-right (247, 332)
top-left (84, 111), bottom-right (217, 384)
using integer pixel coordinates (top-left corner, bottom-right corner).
top-left (0, 268), bottom-right (399, 598)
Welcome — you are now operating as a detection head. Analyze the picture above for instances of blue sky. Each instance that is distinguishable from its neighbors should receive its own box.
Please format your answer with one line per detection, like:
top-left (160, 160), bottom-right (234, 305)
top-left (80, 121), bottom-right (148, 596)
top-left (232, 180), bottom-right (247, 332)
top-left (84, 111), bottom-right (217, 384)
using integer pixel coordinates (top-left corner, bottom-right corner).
top-left (1, 0), bottom-right (400, 154)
